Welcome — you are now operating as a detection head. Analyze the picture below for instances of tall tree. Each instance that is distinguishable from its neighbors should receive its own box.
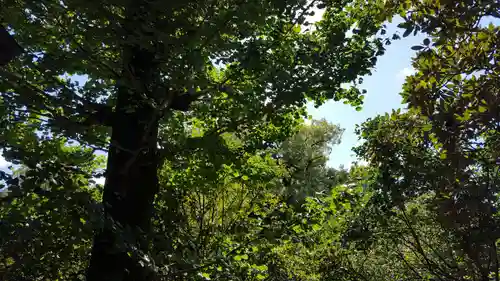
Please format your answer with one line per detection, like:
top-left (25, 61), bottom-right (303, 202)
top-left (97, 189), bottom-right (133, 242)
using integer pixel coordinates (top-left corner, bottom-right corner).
top-left (0, 0), bottom-right (386, 279)
top-left (351, 0), bottom-right (500, 280)
top-left (276, 119), bottom-right (348, 207)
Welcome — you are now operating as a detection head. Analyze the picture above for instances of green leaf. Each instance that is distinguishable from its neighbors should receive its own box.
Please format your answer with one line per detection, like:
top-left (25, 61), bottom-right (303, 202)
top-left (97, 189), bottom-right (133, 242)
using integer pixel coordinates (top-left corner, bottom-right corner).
top-left (422, 123), bottom-right (432, 131)
top-left (411, 45), bottom-right (424, 51)
top-left (403, 26), bottom-right (414, 37)
top-left (234, 254), bottom-right (249, 261)
top-left (440, 151), bottom-right (447, 160)
top-left (200, 272), bottom-right (211, 280)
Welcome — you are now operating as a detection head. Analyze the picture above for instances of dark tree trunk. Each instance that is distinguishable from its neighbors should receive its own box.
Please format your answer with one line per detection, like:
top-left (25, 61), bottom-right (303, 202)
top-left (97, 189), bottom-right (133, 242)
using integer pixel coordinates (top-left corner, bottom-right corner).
top-left (0, 25), bottom-right (23, 66)
top-left (86, 4), bottom-right (160, 280)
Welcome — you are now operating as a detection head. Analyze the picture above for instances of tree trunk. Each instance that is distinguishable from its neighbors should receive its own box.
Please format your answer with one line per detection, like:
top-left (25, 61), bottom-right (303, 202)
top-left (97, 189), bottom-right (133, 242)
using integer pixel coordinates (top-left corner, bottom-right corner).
top-left (0, 25), bottom-right (23, 66)
top-left (86, 3), bottom-right (160, 280)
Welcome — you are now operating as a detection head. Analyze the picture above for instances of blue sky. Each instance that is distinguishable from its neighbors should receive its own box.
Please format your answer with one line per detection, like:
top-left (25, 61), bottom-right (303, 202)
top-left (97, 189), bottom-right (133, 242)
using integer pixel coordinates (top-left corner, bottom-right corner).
top-left (313, 16), bottom-right (500, 169)
top-left (309, 18), bottom-right (426, 169)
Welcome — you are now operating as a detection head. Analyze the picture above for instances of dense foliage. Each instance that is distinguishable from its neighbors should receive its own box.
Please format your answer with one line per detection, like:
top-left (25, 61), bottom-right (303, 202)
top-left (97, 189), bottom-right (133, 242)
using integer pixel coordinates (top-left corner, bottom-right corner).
top-left (0, 0), bottom-right (499, 280)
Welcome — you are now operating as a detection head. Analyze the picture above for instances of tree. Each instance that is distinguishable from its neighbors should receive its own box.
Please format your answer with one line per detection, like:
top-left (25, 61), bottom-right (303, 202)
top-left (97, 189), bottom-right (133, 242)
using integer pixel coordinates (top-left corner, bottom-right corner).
top-left (0, 140), bottom-right (105, 279)
top-left (1, 1), bottom-right (386, 278)
top-left (150, 119), bottom-right (349, 280)
top-left (7, 1), bottom-right (498, 280)
top-left (351, 0), bottom-right (500, 280)
top-left (275, 119), bottom-right (348, 207)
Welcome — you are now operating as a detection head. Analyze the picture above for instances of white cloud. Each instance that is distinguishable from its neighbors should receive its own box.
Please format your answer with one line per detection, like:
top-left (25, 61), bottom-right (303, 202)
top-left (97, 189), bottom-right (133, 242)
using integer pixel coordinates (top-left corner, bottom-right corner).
top-left (397, 67), bottom-right (416, 79)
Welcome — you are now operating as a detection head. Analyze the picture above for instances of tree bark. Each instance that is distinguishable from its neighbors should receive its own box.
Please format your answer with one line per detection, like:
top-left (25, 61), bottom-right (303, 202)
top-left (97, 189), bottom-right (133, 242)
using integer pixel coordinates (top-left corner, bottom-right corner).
top-left (86, 54), bottom-right (159, 281)
top-left (0, 25), bottom-right (23, 66)
top-left (86, 3), bottom-right (160, 280)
